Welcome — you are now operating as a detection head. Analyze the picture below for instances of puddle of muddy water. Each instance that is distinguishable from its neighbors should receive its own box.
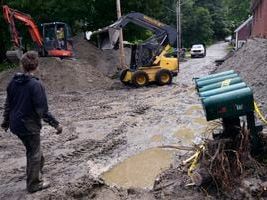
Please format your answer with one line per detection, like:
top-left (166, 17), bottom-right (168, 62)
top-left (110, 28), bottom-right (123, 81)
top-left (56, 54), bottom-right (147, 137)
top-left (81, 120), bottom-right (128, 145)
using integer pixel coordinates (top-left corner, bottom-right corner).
top-left (193, 117), bottom-right (208, 126)
top-left (101, 148), bottom-right (174, 189)
top-left (173, 127), bottom-right (194, 145)
top-left (185, 105), bottom-right (202, 115)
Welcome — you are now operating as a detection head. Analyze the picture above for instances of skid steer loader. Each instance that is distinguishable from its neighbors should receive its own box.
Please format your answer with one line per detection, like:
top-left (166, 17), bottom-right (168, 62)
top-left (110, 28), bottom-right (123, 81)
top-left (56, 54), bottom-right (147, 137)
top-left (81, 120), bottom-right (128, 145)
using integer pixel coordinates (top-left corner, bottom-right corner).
top-left (86, 12), bottom-right (179, 87)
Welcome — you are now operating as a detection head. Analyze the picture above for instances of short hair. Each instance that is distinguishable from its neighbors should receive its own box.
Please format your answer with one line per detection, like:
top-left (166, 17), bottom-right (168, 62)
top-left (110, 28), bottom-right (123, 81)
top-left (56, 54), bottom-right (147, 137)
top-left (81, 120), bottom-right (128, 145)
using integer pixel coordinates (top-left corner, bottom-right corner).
top-left (21, 51), bottom-right (39, 72)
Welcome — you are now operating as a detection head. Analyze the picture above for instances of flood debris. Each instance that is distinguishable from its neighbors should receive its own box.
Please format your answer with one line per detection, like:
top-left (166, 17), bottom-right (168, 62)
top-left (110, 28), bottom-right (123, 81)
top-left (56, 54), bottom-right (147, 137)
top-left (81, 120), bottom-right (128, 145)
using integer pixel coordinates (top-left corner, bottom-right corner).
top-left (185, 125), bottom-right (267, 199)
top-left (153, 125), bottom-right (267, 200)
top-left (188, 126), bottom-right (260, 186)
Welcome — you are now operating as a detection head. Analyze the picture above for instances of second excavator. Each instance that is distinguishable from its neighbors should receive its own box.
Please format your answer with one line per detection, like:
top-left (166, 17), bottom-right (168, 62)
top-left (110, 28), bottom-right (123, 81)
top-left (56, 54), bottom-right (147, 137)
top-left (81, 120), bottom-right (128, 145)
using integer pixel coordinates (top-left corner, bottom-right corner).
top-left (86, 12), bottom-right (179, 87)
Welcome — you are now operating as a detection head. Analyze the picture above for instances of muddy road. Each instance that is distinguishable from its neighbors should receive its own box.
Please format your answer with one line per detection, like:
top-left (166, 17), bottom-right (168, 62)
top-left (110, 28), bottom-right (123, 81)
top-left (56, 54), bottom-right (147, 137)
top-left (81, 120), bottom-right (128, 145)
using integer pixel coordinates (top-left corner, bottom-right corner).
top-left (0, 42), bottom-right (228, 199)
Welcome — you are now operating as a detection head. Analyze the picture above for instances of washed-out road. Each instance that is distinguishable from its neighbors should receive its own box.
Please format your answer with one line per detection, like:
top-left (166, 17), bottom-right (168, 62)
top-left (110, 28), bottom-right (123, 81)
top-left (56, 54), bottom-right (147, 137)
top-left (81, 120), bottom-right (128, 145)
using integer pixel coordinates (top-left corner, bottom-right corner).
top-left (0, 42), bottom-right (228, 200)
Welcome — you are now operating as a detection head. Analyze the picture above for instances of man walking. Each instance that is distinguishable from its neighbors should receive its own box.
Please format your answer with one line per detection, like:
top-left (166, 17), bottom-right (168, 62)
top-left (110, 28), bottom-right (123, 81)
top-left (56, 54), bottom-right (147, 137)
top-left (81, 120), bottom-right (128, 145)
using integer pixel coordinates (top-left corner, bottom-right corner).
top-left (1, 51), bottom-right (62, 193)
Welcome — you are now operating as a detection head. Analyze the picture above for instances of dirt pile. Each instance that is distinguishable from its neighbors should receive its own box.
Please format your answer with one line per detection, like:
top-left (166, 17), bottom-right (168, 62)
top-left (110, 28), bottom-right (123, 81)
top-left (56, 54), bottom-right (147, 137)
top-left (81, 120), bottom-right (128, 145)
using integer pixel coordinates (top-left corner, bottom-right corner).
top-left (74, 34), bottom-right (131, 77)
top-left (0, 34), bottom-right (131, 92)
top-left (37, 57), bottom-right (114, 92)
top-left (0, 57), bottom-right (114, 93)
top-left (216, 38), bottom-right (267, 114)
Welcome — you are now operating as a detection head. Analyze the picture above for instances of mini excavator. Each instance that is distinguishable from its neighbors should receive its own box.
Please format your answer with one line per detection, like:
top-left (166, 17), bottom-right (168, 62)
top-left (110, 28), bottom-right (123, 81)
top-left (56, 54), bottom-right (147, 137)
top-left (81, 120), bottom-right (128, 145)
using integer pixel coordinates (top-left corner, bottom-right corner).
top-left (3, 5), bottom-right (73, 63)
top-left (86, 12), bottom-right (179, 87)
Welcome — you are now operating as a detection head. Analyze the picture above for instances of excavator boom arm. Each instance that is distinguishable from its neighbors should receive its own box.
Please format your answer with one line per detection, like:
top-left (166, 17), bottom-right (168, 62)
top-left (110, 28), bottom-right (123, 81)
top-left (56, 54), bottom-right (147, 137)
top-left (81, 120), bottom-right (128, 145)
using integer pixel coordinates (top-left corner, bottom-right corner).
top-left (3, 5), bottom-right (43, 48)
top-left (87, 12), bottom-right (177, 68)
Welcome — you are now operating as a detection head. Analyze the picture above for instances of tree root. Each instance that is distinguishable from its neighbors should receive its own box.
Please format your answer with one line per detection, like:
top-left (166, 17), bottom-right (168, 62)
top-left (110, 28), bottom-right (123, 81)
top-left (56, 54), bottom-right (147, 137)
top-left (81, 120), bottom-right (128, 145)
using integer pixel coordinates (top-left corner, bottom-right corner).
top-left (187, 125), bottom-right (265, 192)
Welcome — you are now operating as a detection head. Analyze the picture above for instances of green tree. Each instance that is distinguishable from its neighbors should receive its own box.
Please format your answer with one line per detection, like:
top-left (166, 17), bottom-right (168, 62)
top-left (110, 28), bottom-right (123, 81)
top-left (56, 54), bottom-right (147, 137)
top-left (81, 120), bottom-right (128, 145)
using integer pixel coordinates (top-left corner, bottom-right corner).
top-left (0, 0), bottom-right (252, 63)
top-left (224, 0), bottom-right (251, 32)
top-left (182, 6), bottom-right (214, 47)
top-left (196, 0), bottom-right (230, 39)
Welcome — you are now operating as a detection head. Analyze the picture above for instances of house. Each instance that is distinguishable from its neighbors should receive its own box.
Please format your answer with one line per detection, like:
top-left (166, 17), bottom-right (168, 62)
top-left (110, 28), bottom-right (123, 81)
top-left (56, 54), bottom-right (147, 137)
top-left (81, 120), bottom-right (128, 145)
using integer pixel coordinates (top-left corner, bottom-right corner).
top-left (234, 16), bottom-right (253, 49)
top-left (251, 0), bottom-right (267, 38)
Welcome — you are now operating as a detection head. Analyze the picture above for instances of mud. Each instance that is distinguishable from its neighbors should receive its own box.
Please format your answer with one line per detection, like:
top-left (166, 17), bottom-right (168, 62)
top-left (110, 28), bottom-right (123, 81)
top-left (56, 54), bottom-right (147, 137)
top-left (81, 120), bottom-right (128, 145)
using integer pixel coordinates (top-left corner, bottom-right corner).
top-left (0, 42), bottom-right (228, 199)
top-left (153, 168), bottom-right (209, 200)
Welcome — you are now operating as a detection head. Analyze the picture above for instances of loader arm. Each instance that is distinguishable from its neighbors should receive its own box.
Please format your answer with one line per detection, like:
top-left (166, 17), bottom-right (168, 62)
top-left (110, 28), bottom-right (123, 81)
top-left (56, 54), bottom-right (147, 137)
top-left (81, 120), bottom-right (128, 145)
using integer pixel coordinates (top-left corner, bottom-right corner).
top-left (90, 12), bottom-right (177, 49)
top-left (89, 12), bottom-right (177, 67)
top-left (3, 5), bottom-right (43, 48)
top-left (109, 12), bottom-right (177, 46)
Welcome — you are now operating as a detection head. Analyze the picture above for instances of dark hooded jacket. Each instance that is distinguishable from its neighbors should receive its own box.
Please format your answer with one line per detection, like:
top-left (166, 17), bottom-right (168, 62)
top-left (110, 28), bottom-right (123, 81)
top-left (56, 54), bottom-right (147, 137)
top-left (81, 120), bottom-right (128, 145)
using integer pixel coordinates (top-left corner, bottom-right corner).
top-left (3, 73), bottom-right (59, 136)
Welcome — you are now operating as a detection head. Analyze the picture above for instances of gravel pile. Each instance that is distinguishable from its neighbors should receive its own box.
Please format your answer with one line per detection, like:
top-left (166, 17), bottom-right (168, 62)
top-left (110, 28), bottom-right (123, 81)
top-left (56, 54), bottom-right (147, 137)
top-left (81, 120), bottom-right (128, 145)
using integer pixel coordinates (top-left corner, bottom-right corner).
top-left (216, 38), bottom-right (267, 114)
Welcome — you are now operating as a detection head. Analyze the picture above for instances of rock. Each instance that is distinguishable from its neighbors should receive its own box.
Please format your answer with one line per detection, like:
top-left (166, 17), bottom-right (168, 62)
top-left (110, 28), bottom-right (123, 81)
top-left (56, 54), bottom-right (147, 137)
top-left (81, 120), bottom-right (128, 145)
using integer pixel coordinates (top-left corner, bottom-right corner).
top-left (241, 178), bottom-right (262, 197)
top-left (260, 181), bottom-right (267, 197)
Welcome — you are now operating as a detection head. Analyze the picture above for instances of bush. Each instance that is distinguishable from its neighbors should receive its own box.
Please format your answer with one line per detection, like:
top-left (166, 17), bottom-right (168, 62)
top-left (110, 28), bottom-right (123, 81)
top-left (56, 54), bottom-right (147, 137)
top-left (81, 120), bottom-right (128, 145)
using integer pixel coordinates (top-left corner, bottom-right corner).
top-left (0, 62), bottom-right (17, 72)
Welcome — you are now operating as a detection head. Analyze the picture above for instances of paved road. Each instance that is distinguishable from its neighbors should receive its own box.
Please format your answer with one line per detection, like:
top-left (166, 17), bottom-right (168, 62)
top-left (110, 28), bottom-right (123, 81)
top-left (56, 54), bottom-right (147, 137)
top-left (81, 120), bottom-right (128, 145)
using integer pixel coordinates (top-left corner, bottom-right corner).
top-left (177, 42), bottom-right (229, 85)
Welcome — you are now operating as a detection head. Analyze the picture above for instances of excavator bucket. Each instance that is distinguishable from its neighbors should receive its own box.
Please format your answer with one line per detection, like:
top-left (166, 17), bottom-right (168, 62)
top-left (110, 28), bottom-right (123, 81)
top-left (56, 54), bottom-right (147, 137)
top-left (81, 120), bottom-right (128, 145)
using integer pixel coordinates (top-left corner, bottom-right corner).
top-left (6, 49), bottom-right (23, 64)
top-left (94, 28), bottom-right (120, 50)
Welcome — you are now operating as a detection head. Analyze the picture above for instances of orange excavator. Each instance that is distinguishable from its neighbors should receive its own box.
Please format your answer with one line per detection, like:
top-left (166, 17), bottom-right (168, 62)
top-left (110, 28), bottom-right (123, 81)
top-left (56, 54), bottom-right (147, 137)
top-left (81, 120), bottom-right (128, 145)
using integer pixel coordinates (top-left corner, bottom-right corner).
top-left (3, 5), bottom-right (73, 63)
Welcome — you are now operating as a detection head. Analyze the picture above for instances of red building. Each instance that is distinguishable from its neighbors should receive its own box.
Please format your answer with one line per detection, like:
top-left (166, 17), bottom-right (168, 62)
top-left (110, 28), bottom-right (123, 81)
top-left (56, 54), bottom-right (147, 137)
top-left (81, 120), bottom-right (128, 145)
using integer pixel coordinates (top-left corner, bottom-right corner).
top-left (251, 0), bottom-right (267, 38)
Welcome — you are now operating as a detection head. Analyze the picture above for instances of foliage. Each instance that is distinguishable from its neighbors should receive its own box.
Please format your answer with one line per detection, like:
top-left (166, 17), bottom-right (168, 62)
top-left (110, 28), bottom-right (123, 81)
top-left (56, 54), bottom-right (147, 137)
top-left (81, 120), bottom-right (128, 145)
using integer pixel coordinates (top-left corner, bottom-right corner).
top-left (0, 62), bottom-right (16, 72)
top-left (179, 1), bottom-right (214, 47)
top-left (223, 0), bottom-right (251, 32)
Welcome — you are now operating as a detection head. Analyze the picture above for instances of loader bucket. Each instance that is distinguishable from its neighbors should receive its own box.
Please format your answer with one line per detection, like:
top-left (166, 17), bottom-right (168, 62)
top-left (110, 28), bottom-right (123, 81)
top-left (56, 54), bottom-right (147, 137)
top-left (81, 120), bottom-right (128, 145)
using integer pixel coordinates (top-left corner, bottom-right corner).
top-left (6, 49), bottom-right (23, 64)
top-left (96, 28), bottom-right (120, 50)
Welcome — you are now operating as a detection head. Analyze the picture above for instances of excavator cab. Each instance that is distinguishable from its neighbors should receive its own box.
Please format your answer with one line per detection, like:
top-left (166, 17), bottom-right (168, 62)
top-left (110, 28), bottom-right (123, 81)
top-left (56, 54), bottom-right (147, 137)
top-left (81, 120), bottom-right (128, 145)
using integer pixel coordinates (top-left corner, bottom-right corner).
top-left (41, 22), bottom-right (73, 57)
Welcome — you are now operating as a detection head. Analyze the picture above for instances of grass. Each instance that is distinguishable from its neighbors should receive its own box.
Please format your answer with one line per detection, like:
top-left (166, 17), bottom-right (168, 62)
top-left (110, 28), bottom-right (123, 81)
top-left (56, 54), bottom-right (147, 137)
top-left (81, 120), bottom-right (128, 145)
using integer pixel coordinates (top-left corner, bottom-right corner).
top-left (0, 62), bottom-right (17, 72)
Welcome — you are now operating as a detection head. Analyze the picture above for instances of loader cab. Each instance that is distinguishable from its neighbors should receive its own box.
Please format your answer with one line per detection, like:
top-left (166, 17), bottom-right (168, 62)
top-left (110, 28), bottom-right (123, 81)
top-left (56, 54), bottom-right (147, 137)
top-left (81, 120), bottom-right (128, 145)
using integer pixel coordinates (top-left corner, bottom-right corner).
top-left (41, 22), bottom-right (73, 57)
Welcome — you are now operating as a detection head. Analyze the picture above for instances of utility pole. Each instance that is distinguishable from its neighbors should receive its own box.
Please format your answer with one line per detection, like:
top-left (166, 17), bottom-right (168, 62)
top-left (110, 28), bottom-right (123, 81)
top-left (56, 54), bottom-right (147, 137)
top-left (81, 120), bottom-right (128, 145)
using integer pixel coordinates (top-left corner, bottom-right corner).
top-left (178, 0), bottom-right (182, 51)
top-left (116, 0), bottom-right (126, 69)
top-left (176, 0), bottom-right (181, 59)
